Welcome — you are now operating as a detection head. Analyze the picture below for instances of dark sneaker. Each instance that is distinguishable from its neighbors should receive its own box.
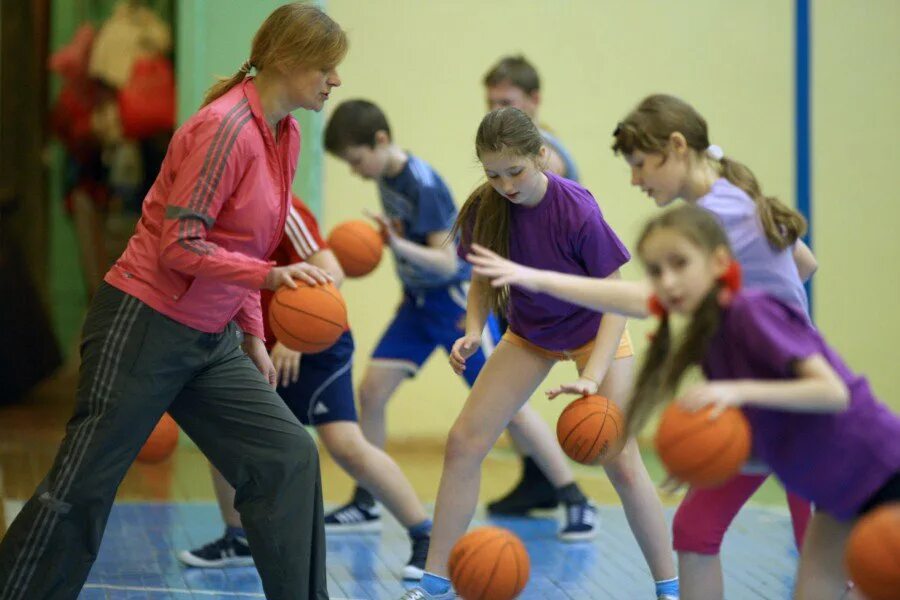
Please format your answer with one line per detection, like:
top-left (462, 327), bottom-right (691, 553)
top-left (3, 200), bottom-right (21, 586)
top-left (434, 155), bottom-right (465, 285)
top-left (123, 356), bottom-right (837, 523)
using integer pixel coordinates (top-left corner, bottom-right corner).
top-left (486, 469), bottom-right (558, 515)
top-left (177, 532), bottom-right (254, 568)
top-left (401, 535), bottom-right (429, 580)
top-left (324, 501), bottom-right (382, 533)
top-left (558, 501), bottom-right (598, 542)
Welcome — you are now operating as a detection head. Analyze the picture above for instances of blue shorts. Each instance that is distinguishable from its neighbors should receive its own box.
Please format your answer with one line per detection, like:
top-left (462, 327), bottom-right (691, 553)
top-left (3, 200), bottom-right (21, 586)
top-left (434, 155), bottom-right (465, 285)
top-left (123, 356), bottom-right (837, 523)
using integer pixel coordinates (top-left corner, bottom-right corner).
top-left (277, 330), bottom-right (356, 426)
top-left (371, 283), bottom-right (502, 387)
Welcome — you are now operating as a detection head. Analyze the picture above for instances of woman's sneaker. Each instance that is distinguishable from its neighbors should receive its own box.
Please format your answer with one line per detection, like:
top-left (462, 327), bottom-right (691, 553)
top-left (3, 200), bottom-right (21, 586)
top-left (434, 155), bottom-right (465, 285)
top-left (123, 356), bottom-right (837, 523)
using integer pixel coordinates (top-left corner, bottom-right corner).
top-left (323, 501), bottom-right (382, 533)
top-left (177, 532), bottom-right (254, 568)
top-left (401, 535), bottom-right (430, 580)
top-left (558, 501), bottom-right (598, 542)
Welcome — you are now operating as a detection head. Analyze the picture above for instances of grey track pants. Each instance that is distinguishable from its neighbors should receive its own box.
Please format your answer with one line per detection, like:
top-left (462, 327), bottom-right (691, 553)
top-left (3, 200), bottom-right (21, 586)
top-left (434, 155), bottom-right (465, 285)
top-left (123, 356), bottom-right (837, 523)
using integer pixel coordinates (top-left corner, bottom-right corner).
top-left (0, 282), bottom-right (328, 600)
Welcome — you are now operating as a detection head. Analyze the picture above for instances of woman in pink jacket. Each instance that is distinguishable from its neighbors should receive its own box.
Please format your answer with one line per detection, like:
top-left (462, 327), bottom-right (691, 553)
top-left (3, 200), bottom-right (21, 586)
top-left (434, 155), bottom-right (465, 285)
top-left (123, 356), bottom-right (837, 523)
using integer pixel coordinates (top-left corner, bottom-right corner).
top-left (0, 5), bottom-right (346, 600)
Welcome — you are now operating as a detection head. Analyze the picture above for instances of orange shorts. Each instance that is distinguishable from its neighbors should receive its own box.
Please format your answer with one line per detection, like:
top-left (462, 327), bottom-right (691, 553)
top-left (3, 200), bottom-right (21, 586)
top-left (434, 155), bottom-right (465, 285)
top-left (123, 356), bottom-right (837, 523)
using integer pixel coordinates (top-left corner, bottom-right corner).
top-left (500, 329), bottom-right (634, 372)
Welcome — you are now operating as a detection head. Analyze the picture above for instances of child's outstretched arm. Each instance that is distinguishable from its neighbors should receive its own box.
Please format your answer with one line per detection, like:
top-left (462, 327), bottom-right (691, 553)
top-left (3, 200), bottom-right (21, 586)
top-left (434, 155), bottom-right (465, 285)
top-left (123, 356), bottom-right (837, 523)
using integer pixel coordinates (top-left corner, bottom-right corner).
top-left (679, 355), bottom-right (850, 417)
top-left (366, 211), bottom-right (458, 277)
top-left (467, 244), bottom-right (651, 318)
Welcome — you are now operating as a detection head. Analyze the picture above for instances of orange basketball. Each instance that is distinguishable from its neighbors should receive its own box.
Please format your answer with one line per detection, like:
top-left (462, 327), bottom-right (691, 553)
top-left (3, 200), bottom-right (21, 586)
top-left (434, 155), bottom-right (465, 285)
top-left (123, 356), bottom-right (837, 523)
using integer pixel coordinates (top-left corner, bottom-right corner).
top-left (137, 412), bottom-right (178, 463)
top-left (327, 219), bottom-right (384, 278)
top-left (449, 527), bottom-right (530, 600)
top-left (556, 395), bottom-right (625, 465)
top-left (269, 282), bottom-right (348, 353)
top-left (845, 502), bottom-right (900, 600)
top-left (655, 403), bottom-right (751, 488)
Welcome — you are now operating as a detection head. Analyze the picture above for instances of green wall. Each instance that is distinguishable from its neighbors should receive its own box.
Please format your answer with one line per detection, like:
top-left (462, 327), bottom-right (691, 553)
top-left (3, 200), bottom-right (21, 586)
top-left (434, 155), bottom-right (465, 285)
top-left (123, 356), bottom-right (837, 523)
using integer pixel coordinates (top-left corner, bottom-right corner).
top-left (50, 0), bottom-right (327, 353)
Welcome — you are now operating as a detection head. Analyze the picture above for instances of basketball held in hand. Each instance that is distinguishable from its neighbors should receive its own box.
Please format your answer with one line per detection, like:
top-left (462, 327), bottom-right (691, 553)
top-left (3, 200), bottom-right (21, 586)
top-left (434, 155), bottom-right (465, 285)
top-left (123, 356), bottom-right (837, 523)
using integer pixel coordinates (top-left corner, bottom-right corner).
top-left (655, 403), bottom-right (751, 488)
top-left (269, 282), bottom-right (348, 353)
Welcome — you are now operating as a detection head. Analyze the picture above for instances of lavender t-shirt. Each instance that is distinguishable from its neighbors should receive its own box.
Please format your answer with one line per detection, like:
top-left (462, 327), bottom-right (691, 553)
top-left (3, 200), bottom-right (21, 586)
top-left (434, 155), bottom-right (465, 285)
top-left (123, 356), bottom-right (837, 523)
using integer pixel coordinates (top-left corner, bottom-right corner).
top-left (698, 179), bottom-right (809, 316)
top-left (461, 172), bottom-right (630, 351)
top-left (703, 290), bottom-right (900, 520)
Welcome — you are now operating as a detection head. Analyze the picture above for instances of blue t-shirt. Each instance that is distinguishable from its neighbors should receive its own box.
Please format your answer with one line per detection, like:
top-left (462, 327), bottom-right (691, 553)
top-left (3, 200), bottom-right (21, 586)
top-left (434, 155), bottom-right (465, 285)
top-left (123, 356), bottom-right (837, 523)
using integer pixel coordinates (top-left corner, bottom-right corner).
top-left (540, 128), bottom-right (580, 182)
top-left (377, 154), bottom-right (470, 291)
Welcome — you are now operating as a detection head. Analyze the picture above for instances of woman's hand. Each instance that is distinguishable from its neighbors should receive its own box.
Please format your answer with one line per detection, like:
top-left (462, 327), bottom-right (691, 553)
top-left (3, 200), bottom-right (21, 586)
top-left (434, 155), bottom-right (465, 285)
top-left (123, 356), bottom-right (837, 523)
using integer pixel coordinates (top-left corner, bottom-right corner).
top-left (264, 262), bottom-right (332, 290)
top-left (242, 334), bottom-right (277, 387)
top-left (545, 376), bottom-right (600, 400)
top-left (677, 382), bottom-right (741, 418)
top-left (449, 333), bottom-right (482, 376)
top-left (270, 342), bottom-right (301, 388)
top-left (466, 244), bottom-right (544, 292)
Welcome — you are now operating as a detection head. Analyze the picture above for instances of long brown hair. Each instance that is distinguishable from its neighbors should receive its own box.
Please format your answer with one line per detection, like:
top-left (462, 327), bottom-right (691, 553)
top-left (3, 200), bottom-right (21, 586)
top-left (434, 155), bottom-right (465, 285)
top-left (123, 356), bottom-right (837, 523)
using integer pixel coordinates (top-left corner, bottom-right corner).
top-left (451, 107), bottom-right (545, 316)
top-left (612, 94), bottom-right (806, 250)
top-left (202, 3), bottom-right (348, 107)
top-left (625, 205), bottom-right (734, 435)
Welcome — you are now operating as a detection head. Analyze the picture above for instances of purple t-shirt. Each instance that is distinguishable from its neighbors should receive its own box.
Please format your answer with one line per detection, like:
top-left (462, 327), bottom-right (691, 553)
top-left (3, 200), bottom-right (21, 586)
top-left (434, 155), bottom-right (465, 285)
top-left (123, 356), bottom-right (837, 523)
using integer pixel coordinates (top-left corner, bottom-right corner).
top-left (698, 179), bottom-right (809, 316)
top-left (460, 172), bottom-right (630, 351)
top-left (703, 290), bottom-right (900, 520)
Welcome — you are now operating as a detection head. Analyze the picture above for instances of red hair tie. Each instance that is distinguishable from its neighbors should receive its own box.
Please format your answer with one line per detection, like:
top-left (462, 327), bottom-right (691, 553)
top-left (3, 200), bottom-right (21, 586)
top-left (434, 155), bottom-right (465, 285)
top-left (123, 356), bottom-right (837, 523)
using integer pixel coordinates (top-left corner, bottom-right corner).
top-left (647, 294), bottom-right (667, 318)
top-left (716, 260), bottom-right (742, 307)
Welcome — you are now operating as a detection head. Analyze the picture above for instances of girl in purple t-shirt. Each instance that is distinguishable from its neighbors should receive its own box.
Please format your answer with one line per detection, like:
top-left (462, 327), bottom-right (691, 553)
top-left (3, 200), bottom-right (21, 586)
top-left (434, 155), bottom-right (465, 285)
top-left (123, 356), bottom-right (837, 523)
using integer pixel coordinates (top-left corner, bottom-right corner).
top-left (402, 107), bottom-right (679, 600)
top-left (470, 205), bottom-right (900, 598)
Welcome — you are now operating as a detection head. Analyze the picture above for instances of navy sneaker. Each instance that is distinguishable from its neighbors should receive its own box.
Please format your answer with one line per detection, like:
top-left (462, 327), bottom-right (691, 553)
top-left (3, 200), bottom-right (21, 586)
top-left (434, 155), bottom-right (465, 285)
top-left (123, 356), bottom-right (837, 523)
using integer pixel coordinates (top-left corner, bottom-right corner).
top-left (401, 535), bottom-right (430, 580)
top-left (558, 501), bottom-right (598, 542)
top-left (324, 501), bottom-right (382, 533)
top-left (178, 532), bottom-right (253, 568)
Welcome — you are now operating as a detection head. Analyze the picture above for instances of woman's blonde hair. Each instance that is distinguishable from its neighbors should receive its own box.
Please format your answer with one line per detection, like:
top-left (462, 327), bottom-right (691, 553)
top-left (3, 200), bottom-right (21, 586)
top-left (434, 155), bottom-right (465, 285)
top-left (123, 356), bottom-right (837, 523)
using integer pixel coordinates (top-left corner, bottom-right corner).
top-left (613, 94), bottom-right (806, 250)
top-left (202, 3), bottom-right (347, 107)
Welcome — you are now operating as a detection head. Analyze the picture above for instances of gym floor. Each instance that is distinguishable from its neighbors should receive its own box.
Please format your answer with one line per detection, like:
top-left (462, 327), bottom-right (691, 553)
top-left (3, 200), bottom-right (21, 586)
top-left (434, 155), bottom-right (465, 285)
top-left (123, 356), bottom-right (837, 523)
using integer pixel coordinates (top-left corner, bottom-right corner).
top-left (1, 366), bottom-right (797, 599)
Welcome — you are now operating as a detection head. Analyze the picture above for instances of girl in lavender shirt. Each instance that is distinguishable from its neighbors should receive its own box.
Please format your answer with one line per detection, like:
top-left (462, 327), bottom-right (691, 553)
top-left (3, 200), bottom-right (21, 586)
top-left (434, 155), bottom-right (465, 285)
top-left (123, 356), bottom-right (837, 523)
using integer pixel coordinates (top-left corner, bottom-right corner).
top-left (469, 205), bottom-right (900, 599)
top-left (401, 107), bottom-right (678, 600)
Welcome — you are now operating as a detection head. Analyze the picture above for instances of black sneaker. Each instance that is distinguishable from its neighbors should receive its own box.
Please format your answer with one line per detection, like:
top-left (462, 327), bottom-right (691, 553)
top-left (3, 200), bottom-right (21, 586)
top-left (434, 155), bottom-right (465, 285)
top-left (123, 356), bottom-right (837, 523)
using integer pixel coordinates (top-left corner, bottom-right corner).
top-left (487, 461), bottom-right (559, 515)
top-left (323, 501), bottom-right (382, 533)
top-left (558, 501), bottom-right (599, 542)
top-left (401, 535), bottom-right (429, 580)
top-left (177, 532), bottom-right (254, 568)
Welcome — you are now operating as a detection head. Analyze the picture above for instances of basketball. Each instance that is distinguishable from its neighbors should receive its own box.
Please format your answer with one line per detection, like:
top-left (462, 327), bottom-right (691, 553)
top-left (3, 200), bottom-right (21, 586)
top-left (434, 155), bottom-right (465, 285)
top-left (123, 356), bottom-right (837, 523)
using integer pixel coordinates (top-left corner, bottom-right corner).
top-left (654, 403), bottom-right (751, 488)
top-left (449, 526), bottom-right (530, 600)
top-left (845, 502), bottom-right (900, 600)
top-left (556, 395), bottom-right (625, 465)
top-left (327, 219), bottom-right (384, 278)
top-left (137, 412), bottom-right (178, 464)
top-left (269, 282), bottom-right (348, 353)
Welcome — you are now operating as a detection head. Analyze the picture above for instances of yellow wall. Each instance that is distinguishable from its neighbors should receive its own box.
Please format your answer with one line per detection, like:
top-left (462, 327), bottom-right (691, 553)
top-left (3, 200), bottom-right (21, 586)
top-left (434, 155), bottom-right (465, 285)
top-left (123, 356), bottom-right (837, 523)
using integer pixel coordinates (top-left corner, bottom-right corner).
top-left (813, 1), bottom-right (900, 412)
top-left (322, 0), bottom-right (899, 441)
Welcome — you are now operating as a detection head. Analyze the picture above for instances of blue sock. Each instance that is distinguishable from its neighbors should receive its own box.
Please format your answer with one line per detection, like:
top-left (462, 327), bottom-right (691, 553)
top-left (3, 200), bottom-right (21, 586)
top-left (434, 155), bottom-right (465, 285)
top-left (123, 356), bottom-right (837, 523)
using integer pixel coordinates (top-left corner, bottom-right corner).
top-left (225, 525), bottom-right (247, 540)
top-left (420, 572), bottom-right (451, 595)
top-left (655, 577), bottom-right (679, 598)
top-left (408, 519), bottom-right (432, 540)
